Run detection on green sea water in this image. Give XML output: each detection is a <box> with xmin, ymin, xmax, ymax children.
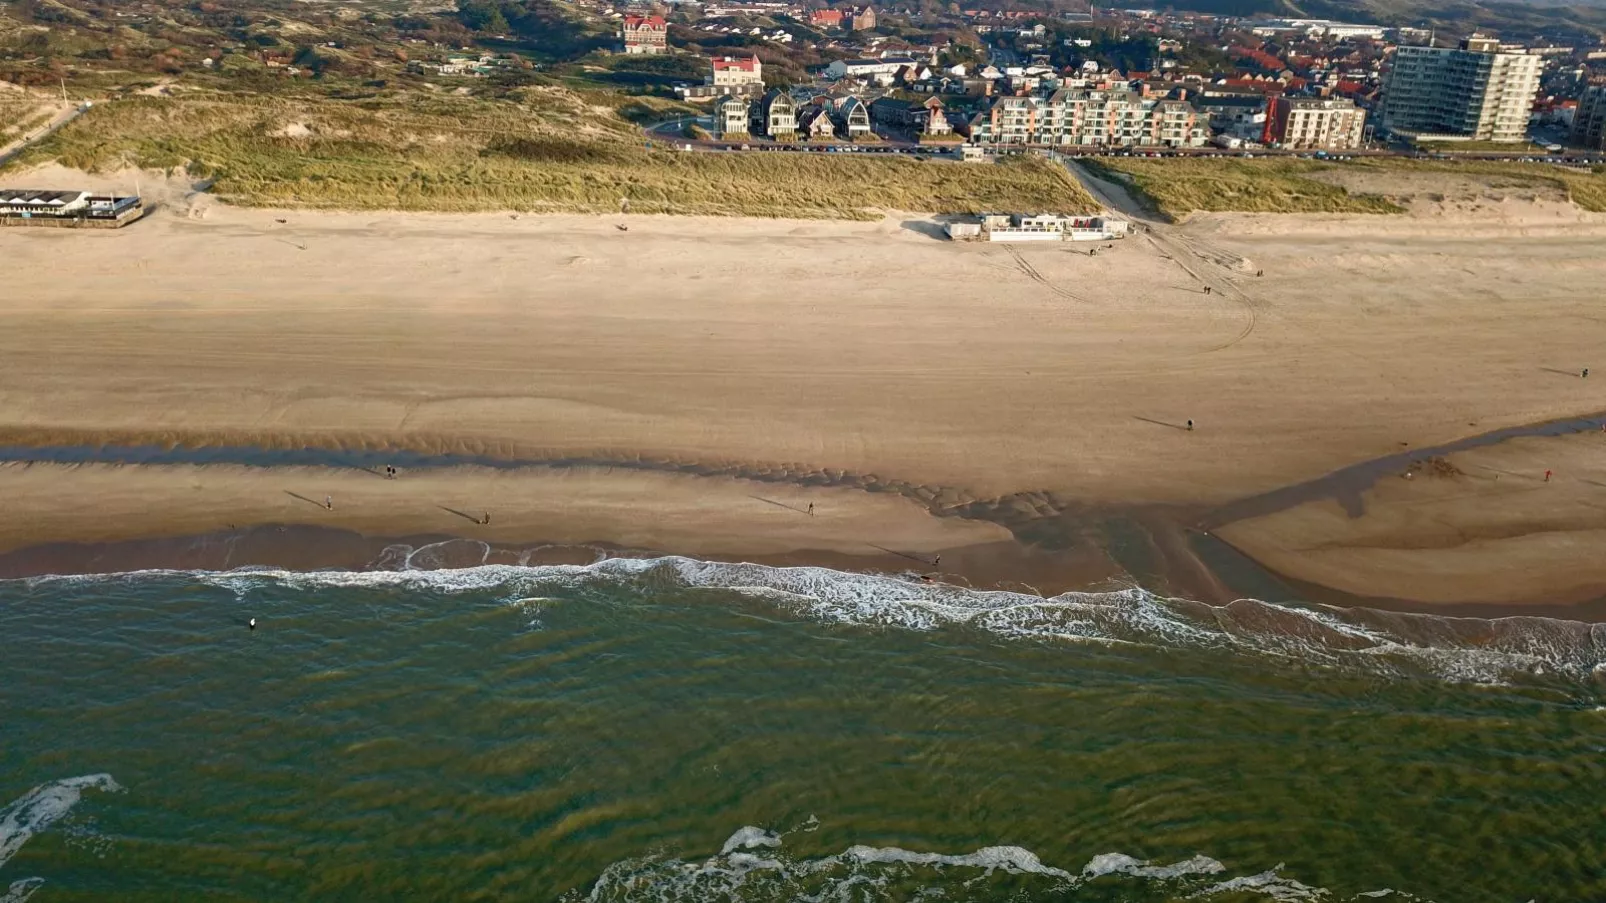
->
<box><xmin>2</xmin><ymin>557</ymin><xmax>1604</xmax><ymax>902</ymax></box>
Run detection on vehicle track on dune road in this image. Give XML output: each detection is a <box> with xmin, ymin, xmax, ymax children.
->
<box><xmin>1149</xmin><ymin>232</ymin><xmax>1258</xmax><ymax>354</ymax></box>
<box><xmin>1158</xmin><ymin>230</ymin><xmax>1407</xmax><ymax>393</ymax></box>
<box><xmin>1061</xmin><ymin>158</ymin><xmax>1254</xmax><ymax>350</ymax></box>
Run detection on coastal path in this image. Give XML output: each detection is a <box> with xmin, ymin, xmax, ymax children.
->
<box><xmin>0</xmin><ymin>101</ymin><xmax>90</xmax><ymax>168</ymax></box>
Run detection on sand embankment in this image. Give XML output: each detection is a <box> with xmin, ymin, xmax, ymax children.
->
<box><xmin>2</xmin><ymin>167</ymin><xmax>1605</xmax><ymax>605</ymax></box>
<box><xmin>1216</xmin><ymin>430</ymin><xmax>1606</xmax><ymax>606</ymax></box>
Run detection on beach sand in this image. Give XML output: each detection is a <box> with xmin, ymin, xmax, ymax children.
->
<box><xmin>3</xmin><ymin>165</ymin><xmax>1606</xmax><ymax>607</ymax></box>
<box><xmin>1216</xmin><ymin>431</ymin><xmax>1606</xmax><ymax>606</ymax></box>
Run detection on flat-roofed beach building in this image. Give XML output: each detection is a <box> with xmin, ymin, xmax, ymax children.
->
<box><xmin>0</xmin><ymin>189</ymin><xmax>143</xmax><ymax>228</ymax></box>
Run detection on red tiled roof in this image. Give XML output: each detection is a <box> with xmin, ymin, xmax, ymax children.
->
<box><xmin>712</xmin><ymin>55</ymin><xmax>760</xmax><ymax>71</ymax></box>
<box><xmin>624</xmin><ymin>15</ymin><xmax>666</xmax><ymax>27</ymax></box>
<box><xmin>1220</xmin><ymin>78</ymin><xmax>1289</xmax><ymax>95</ymax></box>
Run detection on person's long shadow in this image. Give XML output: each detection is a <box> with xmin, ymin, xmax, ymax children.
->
<box><xmin>1539</xmin><ymin>367</ymin><xmax>1585</xmax><ymax>378</ymax></box>
<box><xmin>1133</xmin><ymin>415</ymin><xmax>1190</xmax><ymax>431</ymax></box>
<box><xmin>439</xmin><ymin>505</ymin><xmax>483</xmax><ymax>524</ymax></box>
<box><xmin>865</xmin><ymin>543</ymin><xmax>939</xmax><ymax>567</ymax></box>
<box><xmin>749</xmin><ymin>495</ymin><xmax>810</xmax><ymax>515</ymax></box>
<box><xmin>284</xmin><ymin>491</ymin><xmax>328</xmax><ymax>509</ymax></box>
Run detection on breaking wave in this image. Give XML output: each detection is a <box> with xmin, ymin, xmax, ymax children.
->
<box><xmin>0</xmin><ymin>774</ymin><xmax>122</xmax><ymax>902</ymax></box>
<box><xmin>560</xmin><ymin>822</ymin><xmax>1424</xmax><ymax>902</ymax></box>
<box><xmin>23</xmin><ymin>556</ymin><xmax>1606</xmax><ymax>685</ymax></box>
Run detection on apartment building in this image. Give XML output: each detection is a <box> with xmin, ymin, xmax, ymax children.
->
<box><xmin>712</xmin><ymin>54</ymin><xmax>764</xmax><ymax>87</ymax></box>
<box><xmin>1381</xmin><ymin>35</ymin><xmax>1541</xmax><ymax>142</ymax></box>
<box><xmin>1267</xmin><ymin>97</ymin><xmax>1367</xmax><ymax>149</ymax></box>
<box><xmin>1571</xmin><ymin>84</ymin><xmax>1606</xmax><ymax>150</ymax></box>
<box><xmin>967</xmin><ymin>90</ymin><xmax>1203</xmax><ymax>148</ymax></box>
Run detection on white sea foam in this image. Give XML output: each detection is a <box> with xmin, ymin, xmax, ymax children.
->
<box><xmin>0</xmin><ymin>879</ymin><xmax>44</xmax><ymax>903</ymax></box>
<box><xmin>841</xmin><ymin>843</ymin><xmax>1073</xmax><ymax>878</ymax></box>
<box><xmin>1085</xmin><ymin>851</ymin><xmax>1225</xmax><ymax>879</ymax></box>
<box><xmin>720</xmin><ymin>826</ymin><xmax>782</xmax><ymax>855</ymax></box>
<box><xmin>564</xmin><ymin>824</ymin><xmax>1425</xmax><ymax>902</ymax></box>
<box><xmin>1194</xmin><ymin>865</ymin><xmax>1328</xmax><ymax>901</ymax></box>
<box><xmin>0</xmin><ymin>774</ymin><xmax>122</xmax><ymax>902</ymax></box>
<box><xmin>0</xmin><ymin>774</ymin><xmax>122</xmax><ymax>870</ymax></box>
<box><xmin>17</xmin><ymin>556</ymin><xmax>1606</xmax><ymax>685</ymax></box>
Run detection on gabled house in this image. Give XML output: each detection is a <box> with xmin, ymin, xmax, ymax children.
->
<box><xmin>798</xmin><ymin>103</ymin><xmax>839</xmax><ymax>140</ymax></box>
<box><xmin>753</xmin><ymin>89</ymin><xmax>798</xmax><ymax>139</ymax></box>
<box><xmin>834</xmin><ymin>96</ymin><xmax>872</xmax><ymax>138</ymax></box>
<box><xmin>808</xmin><ymin>8</ymin><xmax>843</xmax><ymax>28</ymax></box>
<box><xmin>870</xmin><ymin>94</ymin><xmax>951</xmax><ymax>135</ymax></box>
<box><xmin>621</xmin><ymin>15</ymin><xmax>667</xmax><ymax>55</ymax></box>
<box><xmin>712</xmin><ymin>94</ymin><xmax>752</xmax><ymax>139</ymax></box>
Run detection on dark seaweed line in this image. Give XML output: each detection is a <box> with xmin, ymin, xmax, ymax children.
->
<box><xmin>4</xmin><ymin>403</ymin><xmax>1604</xmax><ymax>537</ymax></box>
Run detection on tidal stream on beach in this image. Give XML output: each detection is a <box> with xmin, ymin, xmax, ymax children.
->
<box><xmin>3</xmin><ymin>557</ymin><xmax>1604</xmax><ymax>901</ymax></box>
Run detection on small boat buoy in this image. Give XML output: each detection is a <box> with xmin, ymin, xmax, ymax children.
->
<box><xmin>248</xmin><ymin>618</ymin><xmax>257</xmax><ymax>631</ymax></box>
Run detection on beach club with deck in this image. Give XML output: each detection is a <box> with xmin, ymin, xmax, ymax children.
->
<box><xmin>0</xmin><ymin>189</ymin><xmax>144</xmax><ymax>228</ymax></box>
<box><xmin>945</xmin><ymin>213</ymin><xmax>1131</xmax><ymax>242</ymax></box>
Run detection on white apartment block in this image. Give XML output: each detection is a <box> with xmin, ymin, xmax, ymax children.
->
<box><xmin>968</xmin><ymin>90</ymin><xmax>1204</xmax><ymax>148</ymax></box>
<box><xmin>1381</xmin><ymin>35</ymin><xmax>1542</xmax><ymax>142</ymax></box>
<box><xmin>1270</xmin><ymin>97</ymin><xmax>1367</xmax><ymax>149</ymax></box>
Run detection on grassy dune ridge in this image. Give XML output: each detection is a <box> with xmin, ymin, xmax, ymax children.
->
<box><xmin>1085</xmin><ymin>157</ymin><xmax>1405</xmax><ymax>219</ymax></box>
<box><xmin>5</xmin><ymin>90</ymin><xmax>1099</xmax><ymax>218</ymax></box>
<box><xmin>0</xmin><ymin>94</ymin><xmax>52</xmax><ymax>140</ymax></box>
<box><xmin>1089</xmin><ymin>156</ymin><xmax>1606</xmax><ymax>220</ymax></box>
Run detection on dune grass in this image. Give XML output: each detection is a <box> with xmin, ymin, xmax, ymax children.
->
<box><xmin>1088</xmin><ymin>156</ymin><xmax>1606</xmax><ymax>219</ymax></box>
<box><xmin>5</xmin><ymin>91</ymin><xmax>1097</xmax><ymax>218</ymax></box>
<box><xmin>1379</xmin><ymin>159</ymin><xmax>1606</xmax><ymax>213</ymax></box>
<box><xmin>0</xmin><ymin>96</ymin><xmax>51</xmax><ymax>141</ymax></box>
<box><xmin>1085</xmin><ymin>157</ymin><xmax>1404</xmax><ymax>220</ymax></box>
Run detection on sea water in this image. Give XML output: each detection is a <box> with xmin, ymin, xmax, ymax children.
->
<box><xmin>2</xmin><ymin>557</ymin><xmax>1603</xmax><ymax>901</ymax></box>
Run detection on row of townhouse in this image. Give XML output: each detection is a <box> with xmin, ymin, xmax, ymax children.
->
<box><xmin>966</xmin><ymin>89</ymin><xmax>1207</xmax><ymax>148</ymax></box>
<box><xmin>710</xmin><ymin>91</ymin><xmax>952</xmax><ymax>141</ymax></box>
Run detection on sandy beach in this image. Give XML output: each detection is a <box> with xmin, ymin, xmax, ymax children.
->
<box><xmin>4</xmin><ymin>164</ymin><xmax>1606</xmax><ymax>607</ymax></box>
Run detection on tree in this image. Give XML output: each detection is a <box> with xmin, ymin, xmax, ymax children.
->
<box><xmin>457</xmin><ymin>0</ymin><xmax>510</xmax><ymax>35</ymax></box>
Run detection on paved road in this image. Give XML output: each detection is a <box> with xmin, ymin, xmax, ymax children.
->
<box><xmin>639</xmin><ymin>115</ymin><xmax>1603</xmax><ymax>165</ymax></box>
<box><xmin>0</xmin><ymin>102</ymin><xmax>89</xmax><ymax>168</ymax></box>
<box><xmin>645</xmin><ymin>116</ymin><xmax>708</xmax><ymax>141</ymax></box>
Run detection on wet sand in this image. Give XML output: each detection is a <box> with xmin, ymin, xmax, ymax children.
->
<box><xmin>4</xmin><ymin>167</ymin><xmax>1606</xmax><ymax>610</ymax></box>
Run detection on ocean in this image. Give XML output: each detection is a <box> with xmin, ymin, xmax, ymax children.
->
<box><xmin>3</xmin><ymin>555</ymin><xmax>1604</xmax><ymax>901</ymax></box>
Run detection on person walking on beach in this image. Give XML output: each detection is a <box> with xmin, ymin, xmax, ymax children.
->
<box><xmin>933</xmin><ymin>554</ymin><xmax>941</xmax><ymax>568</ymax></box>
<box><xmin>808</xmin><ymin>503</ymin><xmax>814</xmax><ymax>516</ymax></box>
<box><xmin>1545</xmin><ymin>470</ymin><xmax>1552</xmax><ymax>482</ymax></box>
<box><xmin>325</xmin><ymin>495</ymin><xmax>333</xmax><ymax>510</ymax></box>
<box><xmin>1203</xmin><ymin>285</ymin><xmax>1212</xmax><ymax>295</ymax></box>
<box><xmin>483</xmin><ymin>511</ymin><xmax>491</xmax><ymax>526</ymax></box>
<box><xmin>1584</xmin><ymin>368</ymin><xmax>1590</xmax><ymax>378</ymax></box>
<box><xmin>1187</xmin><ymin>419</ymin><xmax>1194</xmax><ymax>431</ymax></box>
